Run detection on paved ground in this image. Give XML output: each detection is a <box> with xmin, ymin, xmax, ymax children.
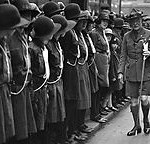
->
<box><xmin>85</xmin><ymin>105</ymin><xmax>150</xmax><ymax>144</ymax></box>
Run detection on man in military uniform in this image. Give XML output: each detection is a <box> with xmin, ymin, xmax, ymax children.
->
<box><xmin>118</xmin><ymin>8</ymin><xmax>150</xmax><ymax>136</ymax></box>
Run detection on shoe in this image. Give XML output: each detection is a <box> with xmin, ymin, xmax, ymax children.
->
<box><xmin>127</xmin><ymin>126</ymin><xmax>142</xmax><ymax>136</ymax></box>
<box><xmin>119</xmin><ymin>101</ymin><xmax>125</xmax><ymax>106</ymax></box>
<box><xmin>97</xmin><ymin>117</ymin><xmax>107</xmax><ymax>123</ymax></box>
<box><xmin>79</xmin><ymin>124</ymin><xmax>94</xmax><ymax>133</ymax></box>
<box><xmin>144</xmin><ymin>122</ymin><xmax>150</xmax><ymax>134</ymax></box>
<box><xmin>100</xmin><ymin>110</ymin><xmax>108</xmax><ymax>115</ymax></box>
<box><xmin>122</xmin><ymin>99</ymin><xmax>129</xmax><ymax>103</ymax></box>
<box><xmin>104</xmin><ymin>107</ymin><xmax>112</xmax><ymax>112</ymax></box>
<box><xmin>108</xmin><ymin>106</ymin><xmax>119</xmax><ymax>112</ymax></box>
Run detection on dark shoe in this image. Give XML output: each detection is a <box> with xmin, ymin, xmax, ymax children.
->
<box><xmin>127</xmin><ymin>126</ymin><xmax>142</xmax><ymax>136</ymax></box>
<box><xmin>79</xmin><ymin>124</ymin><xmax>94</xmax><ymax>133</ymax></box>
<box><xmin>100</xmin><ymin>110</ymin><xmax>108</xmax><ymax>116</ymax></box>
<box><xmin>108</xmin><ymin>106</ymin><xmax>119</xmax><ymax>112</ymax></box>
<box><xmin>144</xmin><ymin>122</ymin><xmax>150</xmax><ymax>134</ymax></box>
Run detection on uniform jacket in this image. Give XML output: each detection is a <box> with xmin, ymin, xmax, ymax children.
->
<box><xmin>8</xmin><ymin>30</ymin><xmax>31</xmax><ymax>85</ymax></box>
<box><xmin>60</xmin><ymin>30</ymin><xmax>80</xmax><ymax>100</ymax></box>
<box><xmin>118</xmin><ymin>27</ymin><xmax>150</xmax><ymax>82</ymax></box>
<box><xmin>0</xmin><ymin>38</ymin><xmax>12</xmax><ymax>85</ymax></box>
<box><xmin>29</xmin><ymin>38</ymin><xmax>46</xmax><ymax>89</ymax></box>
<box><xmin>59</xmin><ymin>30</ymin><xmax>79</xmax><ymax>65</ymax></box>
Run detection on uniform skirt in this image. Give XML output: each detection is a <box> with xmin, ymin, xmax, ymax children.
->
<box><xmin>0</xmin><ymin>84</ymin><xmax>15</xmax><ymax>144</ymax></box>
<box><xmin>77</xmin><ymin>63</ymin><xmax>91</xmax><ymax>110</ymax></box>
<box><xmin>46</xmin><ymin>79</ymin><xmax>66</xmax><ymax>123</ymax></box>
<box><xmin>95</xmin><ymin>53</ymin><xmax>109</xmax><ymax>87</ymax></box>
<box><xmin>32</xmin><ymin>85</ymin><xmax>47</xmax><ymax>131</ymax></box>
<box><xmin>11</xmin><ymin>84</ymin><xmax>37</xmax><ymax>140</ymax></box>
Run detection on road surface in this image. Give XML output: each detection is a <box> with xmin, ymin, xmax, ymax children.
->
<box><xmin>86</xmin><ymin>106</ymin><xmax>150</xmax><ymax>144</ymax></box>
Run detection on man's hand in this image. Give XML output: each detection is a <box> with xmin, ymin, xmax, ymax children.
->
<box><xmin>118</xmin><ymin>73</ymin><xmax>124</xmax><ymax>84</ymax></box>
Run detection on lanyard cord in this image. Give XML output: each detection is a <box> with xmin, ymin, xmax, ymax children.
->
<box><xmin>47</xmin><ymin>42</ymin><xmax>63</xmax><ymax>84</ymax></box>
<box><xmin>10</xmin><ymin>39</ymin><xmax>30</xmax><ymax>95</ymax></box>
<box><xmin>78</xmin><ymin>32</ymin><xmax>89</xmax><ymax>65</ymax></box>
<box><xmin>66</xmin><ymin>30</ymin><xmax>79</xmax><ymax>66</ymax></box>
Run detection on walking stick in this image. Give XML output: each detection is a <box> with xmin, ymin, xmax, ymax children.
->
<box><xmin>139</xmin><ymin>42</ymin><xmax>148</xmax><ymax>99</ymax></box>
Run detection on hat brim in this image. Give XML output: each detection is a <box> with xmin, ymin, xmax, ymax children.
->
<box><xmin>52</xmin><ymin>23</ymin><xmax>61</xmax><ymax>36</ymax></box>
<box><xmin>64</xmin><ymin>20</ymin><xmax>76</xmax><ymax>32</ymax></box>
<box><xmin>11</xmin><ymin>17</ymin><xmax>29</xmax><ymax>29</ymax></box>
<box><xmin>46</xmin><ymin>9</ymin><xmax>64</xmax><ymax>17</ymax></box>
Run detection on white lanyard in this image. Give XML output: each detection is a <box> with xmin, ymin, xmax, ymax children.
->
<box><xmin>0</xmin><ymin>44</ymin><xmax>10</xmax><ymax>82</ymax></box>
<box><xmin>87</xmin><ymin>34</ymin><xmax>96</xmax><ymax>54</ymax></box>
<box><xmin>42</xmin><ymin>46</ymin><xmax>50</xmax><ymax>79</ymax></box>
<box><xmin>78</xmin><ymin>32</ymin><xmax>88</xmax><ymax>65</ymax></box>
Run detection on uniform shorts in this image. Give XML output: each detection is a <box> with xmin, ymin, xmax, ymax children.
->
<box><xmin>126</xmin><ymin>80</ymin><xmax>150</xmax><ymax>98</ymax></box>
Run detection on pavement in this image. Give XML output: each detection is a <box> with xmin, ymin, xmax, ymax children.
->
<box><xmin>77</xmin><ymin>101</ymin><xmax>130</xmax><ymax>144</ymax></box>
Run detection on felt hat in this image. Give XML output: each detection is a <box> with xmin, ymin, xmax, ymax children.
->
<box><xmin>43</xmin><ymin>1</ymin><xmax>63</xmax><ymax>18</ymax></box>
<box><xmin>0</xmin><ymin>4</ymin><xmax>29</xmax><ymax>30</ymax></box>
<box><xmin>64</xmin><ymin>3</ymin><xmax>84</xmax><ymax>20</ymax></box>
<box><xmin>33</xmin><ymin>16</ymin><xmax>61</xmax><ymax>38</ymax></box>
<box><xmin>11</xmin><ymin>0</ymin><xmax>32</xmax><ymax>12</ymax></box>
<box><xmin>114</xmin><ymin>18</ymin><xmax>124</xmax><ymax>28</ymax></box>
<box><xmin>51</xmin><ymin>14</ymin><xmax>76</xmax><ymax>33</ymax></box>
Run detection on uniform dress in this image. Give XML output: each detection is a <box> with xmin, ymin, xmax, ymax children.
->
<box><xmin>46</xmin><ymin>38</ymin><xmax>65</xmax><ymax>123</ymax></box>
<box><xmin>29</xmin><ymin>38</ymin><xmax>48</xmax><ymax>131</ymax></box>
<box><xmin>118</xmin><ymin>27</ymin><xmax>150</xmax><ymax>98</ymax></box>
<box><xmin>59</xmin><ymin>30</ymin><xmax>80</xmax><ymax>137</ymax></box>
<box><xmin>0</xmin><ymin>38</ymin><xmax>15</xmax><ymax>144</ymax></box>
<box><xmin>91</xmin><ymin>26</ymin><xmax>110</xmax><ymax>88</ymax></box>
<box><xmin>82</xmin><ymin>31</ymin><xmax>100</xmax><ymax>121</ymax></box>
<box><xmin>74</xmin><ymin>29</ymin><xmax>91</xmax><ymax>130</ymax></box>
<box><xmin>45</xmin><ymin>38</ymin><xmax>66</xmax><ymax>144</ymax></box>
<box><xmin>8</xmin><ymin>30</ymin><xmax>37</xmax><ymax>140</ymax></box>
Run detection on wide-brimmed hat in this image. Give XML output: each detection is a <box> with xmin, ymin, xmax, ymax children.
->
<box><xmin>51</xmin><ymin>15</ymin><xmax>76</xmax><ymax>33</ymax></box>
<box><xmin>127</xmin><ymin>8</ymin><xmax>146</xmax><ymax>21</ymax></box>
<box><xmin>43</xmin><ymin>1</ymin><xmax>63</xmax><ymax>18</ymax></box>
<box><xmin>11</xmin><ymin>0</ymin><xmax>32</xmax><ymax>11</ymax></box>
<box><xmin>0</xmin><ymin>0</ymin><xmax>9</xmax><ymax>4</ymax></box>
<box><xmin>33</xmin><ymin>16</ymin><xmax>61</xmax><ymax>38</ymax></box>
<box><xmin>64</xmin><ymin>3</ymin><xmax>84</xmax><ymax>20</ymax></box>
<box><xmin>0</xmin><ymin>4</ymin><xmax>29</xmax><ymax>30</ymax></box>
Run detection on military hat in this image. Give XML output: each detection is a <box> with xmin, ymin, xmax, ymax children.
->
<box><xmin>127</xmin><ymin>8</ymin><xmax>145</xmax><ymax>21</ymax></box>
